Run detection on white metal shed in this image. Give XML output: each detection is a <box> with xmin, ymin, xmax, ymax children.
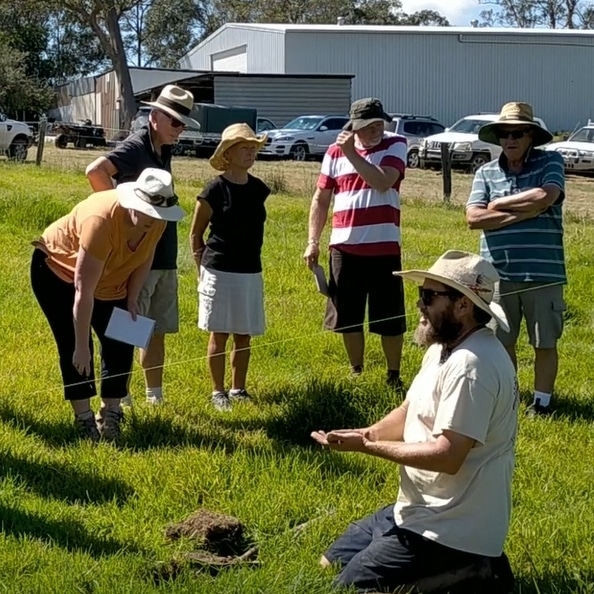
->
<box><xmin>180</xmin><ymin>23</ymin><xmax>594</xmax><ymax>132</ymax></box>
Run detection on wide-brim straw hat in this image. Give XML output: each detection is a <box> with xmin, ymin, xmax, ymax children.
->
<box><xmin>117</xmin><ymin>167</ymin><xmax>185</xmax><ymax>222</ymax></box>
<box><xmin>478</xmin><ymin>102</ymin><xmax>553</xmax><ymax>147</ymax></box>
<box><xmin>142</xmin><ymin>84</ymin><xmax>200</xmax><ymax>129</ymax></box>
<box><xmin>209</xmin><ymin>123</ymin><xmax>267</xmax><ymax>171</ymax></box>
<box><xmin>393</xmin><ymin>250</ymin><xmax>510</xmax><ymax>333</ymax></box>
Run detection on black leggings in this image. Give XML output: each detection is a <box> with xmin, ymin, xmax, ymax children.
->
<box><xmin>30</xmin><ymin>248</ymin><xmax>134</xmax><ymax>401</ymax></box>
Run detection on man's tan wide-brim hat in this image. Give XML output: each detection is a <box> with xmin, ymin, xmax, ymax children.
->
<box><xmin>393</xmin><ymin>250</ymin><xmax>510</xmax><ymax>333</ymax></box>
<box><xmin>142</xmin><ymin>84</ymin><xmax>200</xmax><ymax>129</ymax></box>
<box><xmin>209</xmin><ymin>123</ymin><xmax>267</xmax><ymax>171</ymax></box>
<box><xmin>478</xmin><ymin>102</ymin><xmax>553</xmax><ymax>147</ymax></box>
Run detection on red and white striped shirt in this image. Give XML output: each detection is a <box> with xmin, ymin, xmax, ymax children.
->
<box><xmin>317</xmin><ymin>133</ymin><xmax>407</xmax><ymax>256</ymax></box>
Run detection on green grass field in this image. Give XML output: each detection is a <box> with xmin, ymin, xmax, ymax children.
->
<box><xmin>1</xmin><ymin>157</ymin><xmax>594</xmax><ymax>593</ymax></box>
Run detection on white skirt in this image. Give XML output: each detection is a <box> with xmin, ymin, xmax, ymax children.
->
<box><xmin>198</xmin><ymin>266</ymin><xmax>265</xmax><ymax>335</ymax></box>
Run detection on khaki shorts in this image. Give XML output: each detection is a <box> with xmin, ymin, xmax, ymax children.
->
<box><xmin>137</xmin><ymin>269</ymin><xmax>179</xmax><ymax>334</ymax></box>
<box><xmin>491</xmin><ymin>281</ymin><xmax>565</xmax><ymax>349</ymax></box>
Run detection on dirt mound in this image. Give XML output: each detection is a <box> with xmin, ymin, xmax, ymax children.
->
<box><xmin>165</xmin><ymin>509</ymin><xmax>247</xmax><ymax>556</ymax></box>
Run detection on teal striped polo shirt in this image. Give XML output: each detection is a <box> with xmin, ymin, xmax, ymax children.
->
<box><xmin>466</xmin><ymin>149</ymin><xmax>566</xmax><ymax>283</ymax></box>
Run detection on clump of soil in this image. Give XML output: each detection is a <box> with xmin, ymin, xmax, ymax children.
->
<box><xmin>165</xmin><ymin>509</ymin><xmax>248</xmax><ymax>557</ymax></box>
<box><xmin>151</xmin><ymin>509</ymin><xmax>258</xmax><ymax>584</ymax></box>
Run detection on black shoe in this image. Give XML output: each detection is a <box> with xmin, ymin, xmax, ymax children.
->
<box><xmin>526</xmin><ymin>398</ymin><xmax>553</xmax><ymax>418</ymax></box>
<box><xmin>490</xmin><ymin>552</ymin><xmax>515</xmax><ymax>593</ymax></box>
<box><xmin>350</xmin><ymin>365</ymin><xmax>363</xmax><ymax>377</ymax></box>
<box><xmin>387</xmin><ymin>370</ymin><xmax>403</xmax><ymax>391</ymax></box>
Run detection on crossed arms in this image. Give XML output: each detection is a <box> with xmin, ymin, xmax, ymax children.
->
<box><xmin>466</xmin><ymin>178</ymin><xmax>562</xmax><ymax>231</ymax></box>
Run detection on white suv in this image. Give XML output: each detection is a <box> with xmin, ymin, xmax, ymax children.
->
<box><xmin>259</xmin><ymin>115</ymin><xmax>349</xmax><ymax>161</ymax></box>
<box><xmin>0</xmin><ymin>112</ymin><xmax>34</xmax><ymax>162</ymax></box>
<box><xmin>420</xmin><ymin>113</ymin><xmax>549</xmax><ymax>173</ymax></box>
<box><xmin>545</xmin><ymin>122</ymin><xmax>594</xmax><ymax>174</ymax></box>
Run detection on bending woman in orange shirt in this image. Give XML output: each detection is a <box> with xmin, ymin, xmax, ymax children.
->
<box><xmin>30</xmin><ymin>168</ymin><xmax>184</xmax><ymax>442</ymax></box>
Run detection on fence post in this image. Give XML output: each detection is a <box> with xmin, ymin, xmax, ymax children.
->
<box><xmin>35</xmin><ymin>118</ymin><xmax>47</xmax><ymax>166</ymax></box>
<box><xmin>440</xmin><ymin>142</ymin><xmax>452</xmax><ymax>203</ymax></box>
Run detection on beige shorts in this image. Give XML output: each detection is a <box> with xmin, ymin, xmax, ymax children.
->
<box><xmin>491</xmin><ymin>281</ymin><xmax>565</xmax><ymax>349</ymax></box>
<box><xmin>137</xmin><ymin>269</ymin><xmax>179</xmax><ymax>334</ymax></box>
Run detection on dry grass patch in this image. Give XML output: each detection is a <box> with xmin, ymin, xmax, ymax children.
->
<box><xmin>37</xmin><ymin>144</ymin><xmax>594</xmax><ymax>217</ymax></box>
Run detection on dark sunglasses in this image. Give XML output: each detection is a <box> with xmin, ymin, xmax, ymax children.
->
<box><xmin>161</xmin><ymin>111</ymin><xmax>185</xmax><ymax>129</ymax></box>
<box><xmin>418</xmin><ymin>287</ymin><xmax>460</xmax><ymax>307</ymax></box>
<box><xmin>496</xmin><ymin>129</ymin><xmax>530</xmax><ymax>140</ymax></box>
<box><xmin>135</xmin><ymin>188</ymin><xmax>179</xmax><ymax>207</ymax></box>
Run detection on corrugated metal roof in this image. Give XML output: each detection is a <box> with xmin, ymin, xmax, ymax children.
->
<box><xmin>221</xmin><ymin>22</ymin><xmax>594</xmax><ymax>38</ymax></box>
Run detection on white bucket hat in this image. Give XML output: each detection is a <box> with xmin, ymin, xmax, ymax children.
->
<box><xmin>141</xmin><ymin>85</ymin><xmax>200</xmax><ymax>129</ymax></box>
<box><xmin>393</xmin><ymin>250</ymin><xmax>510</xmax><ymax>333</ymax></box>
<box><xmin>116</xmin><ymin>168</ymin><xmax>185</xmax><ymax>222</ymax></box>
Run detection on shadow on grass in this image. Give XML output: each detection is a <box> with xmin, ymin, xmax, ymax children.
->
<box><xmin>519</xmin><ymin>389</ymin><xmax>594</xmax><ymax>423</ymax></box>
<box><xmin>0</xmin><ymin>403</ymin><xmax>82</xmax><ymax>447</ymax></box>
<box><xmin>548</xmin><ymin>393</ymin><xmax>594</xmax><ymax>423</ymax></box>
<box><xmin>3</xmin><ymin>452</ymin><xmax>133</xmax><ymax>505</ymax></box>
<box><xmin>121</xmin><ymin>413</ymin><xmax>241</xmax><ymax>452</ymax></box>
<box><xmin>0</xmin><ymin>402</ymin><xmax>241</xmax><ymax>453</ymax></box>
<box><xmin>224</xmin><ymin>378</ymin><xmax>397</xmax><ymax>447</ymax></box>
<box><xmin>515</xmin><ymin>571</ymin><xmax>594</xmax><ymax>593</ymax></box>
<box><xmin>0</xmin><ymin>504</ymin><xmax>136</xmax><ymax>558</ymax></box>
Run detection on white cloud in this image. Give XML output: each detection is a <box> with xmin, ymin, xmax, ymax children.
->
<box><xmin>400</xmin><ymin>0</ymin><xmax>482</xmax><ymax>26</ymax></box>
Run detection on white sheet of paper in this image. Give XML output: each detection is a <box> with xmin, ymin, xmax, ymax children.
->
<box><xmin>105</xmin><ymin>307</ymin><xmax>156</xmax><ymax>349</ymax></box>
<box><xmin>312</xmin><ymin>265</ymin><xmax>330</xmax><ymax>297</ymax></box>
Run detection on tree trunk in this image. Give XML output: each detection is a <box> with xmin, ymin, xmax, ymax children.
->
<box><xmin>105</xmin><ymin>5</ymin><xmax>136</xmax><ymax>132</ymax></box>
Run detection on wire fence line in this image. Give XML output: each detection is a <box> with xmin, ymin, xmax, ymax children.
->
<box><xmin>8</xmin><ymin>280</ymin><xmax>566</xmax><ymax>399</ymax></box>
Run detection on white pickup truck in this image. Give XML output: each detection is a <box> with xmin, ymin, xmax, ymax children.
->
<box><xmin>0</xmin><ymin>112</ymin><xmax>34</xmax><ymax>162</ymax></box>
<box><xmin>420</xmin><ymin>113</ymin><xmax>549</xmax><ymax>173</ymax></box>
<box><xmin>545</xmin><ymin>121</ymin><xmax>594</xmax><ymax>174</ymax></box>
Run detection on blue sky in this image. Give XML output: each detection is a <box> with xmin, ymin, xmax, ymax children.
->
<box><xmin>400</xmin><ymin>0</ymin><xmax>483</xmax><ymax>25</ymax></box>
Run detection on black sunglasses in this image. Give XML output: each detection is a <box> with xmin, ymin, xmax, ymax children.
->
<box><xmin>496</xmin><ymin>129</ymin><xmax>531</xmax><ymax>140</ymax></box>
<box><xmin>161</xmin><ymin>111</ymin><xmax>185</xmax><ymax>129</ymax></box>
<box><xmin>135</xmin><ymin>188</ymin><xmax>179</xmax><ymax>207</ymax></box>
<box><xmin>418</xmin><ymin>287</ymin><xmax>460</xmax><ymax>307</ymax></box>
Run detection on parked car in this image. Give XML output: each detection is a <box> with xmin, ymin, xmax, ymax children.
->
<box><xmin>0</xmin><ymin>112</ymin><xmax>34</xmax><ymax>162</ymax></box>
<box><xmin>419</xmin><ymin>112</ymin><xmax>550</xmax><ymax>173</ymax></box>
<box><xmin>545</xmin><ymin>121</ymin><xmax>594</xmax><ymax>174</ymax></box>
<box><xmin>53</xmin><ymin>120</ymin><xmax>107</xmax><ymax>150</ymax></box>
<box><xmin>259</xmin><ymin>115</ymin><xmax>349</xmax><ymax>161</ymax></box>
<box><xmin>257</xmin><ymin>117</ymin><xmax>277</xmax><ymax>134</ymax></box>
<box><xmin>385</xmin><ymin>113</ymin><xmax>445</xmax><ymax>169</ymax></box>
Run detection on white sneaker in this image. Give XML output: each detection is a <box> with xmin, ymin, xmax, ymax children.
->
<box><xmin>120</xmin><ymin>395</ymin><xmax>133</xmax><ymax>407</ymax></box>
<box><xmin>146</xmin><ymin>394</ymin><xmax>164</xmax><ymax>405</ymax></box>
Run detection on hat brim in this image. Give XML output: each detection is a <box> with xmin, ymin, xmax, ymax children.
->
<box><xmin>116</xmin><ymin>182</ymin><xmax>185</xmax><ymax>222</ymax></box>
<box><xmin>344</xmin><ymin>113</ymin><xmax>392</xmax><ymax>131</ymax></box>
<box><xmin>141</xmin><ymin>101</ymin><xmax>200</xmax><ymax>129</ymax></box>
<box><xmin>209</xmin><ymin>134</ymin><xmax>268</xmax><ymax>171</ymax></box>
<box><xmin>393</xmin><ymin>269</ymin><xmax>510</xmax><ymax>333</ymax></box>
<box><xmin>478</xmin><ymin>121</ymin><xmax>553</xmax><ymax>147</ymax></box>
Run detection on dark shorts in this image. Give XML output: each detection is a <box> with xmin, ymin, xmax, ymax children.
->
<box><xmin>324</xmin><ymin>249</ymin><xmax>406</xmax><ymax>336</ymax></box>
<box><xmin>325</xmin><ymin>505</ymin><xmax>508</xmax><ymax>593</ymax></box>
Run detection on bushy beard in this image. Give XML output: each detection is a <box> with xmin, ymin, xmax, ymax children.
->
<box><xmin>413</xmin><ymin>307</ymin><xmax>463</xmax><ymax>348</ymax></box>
